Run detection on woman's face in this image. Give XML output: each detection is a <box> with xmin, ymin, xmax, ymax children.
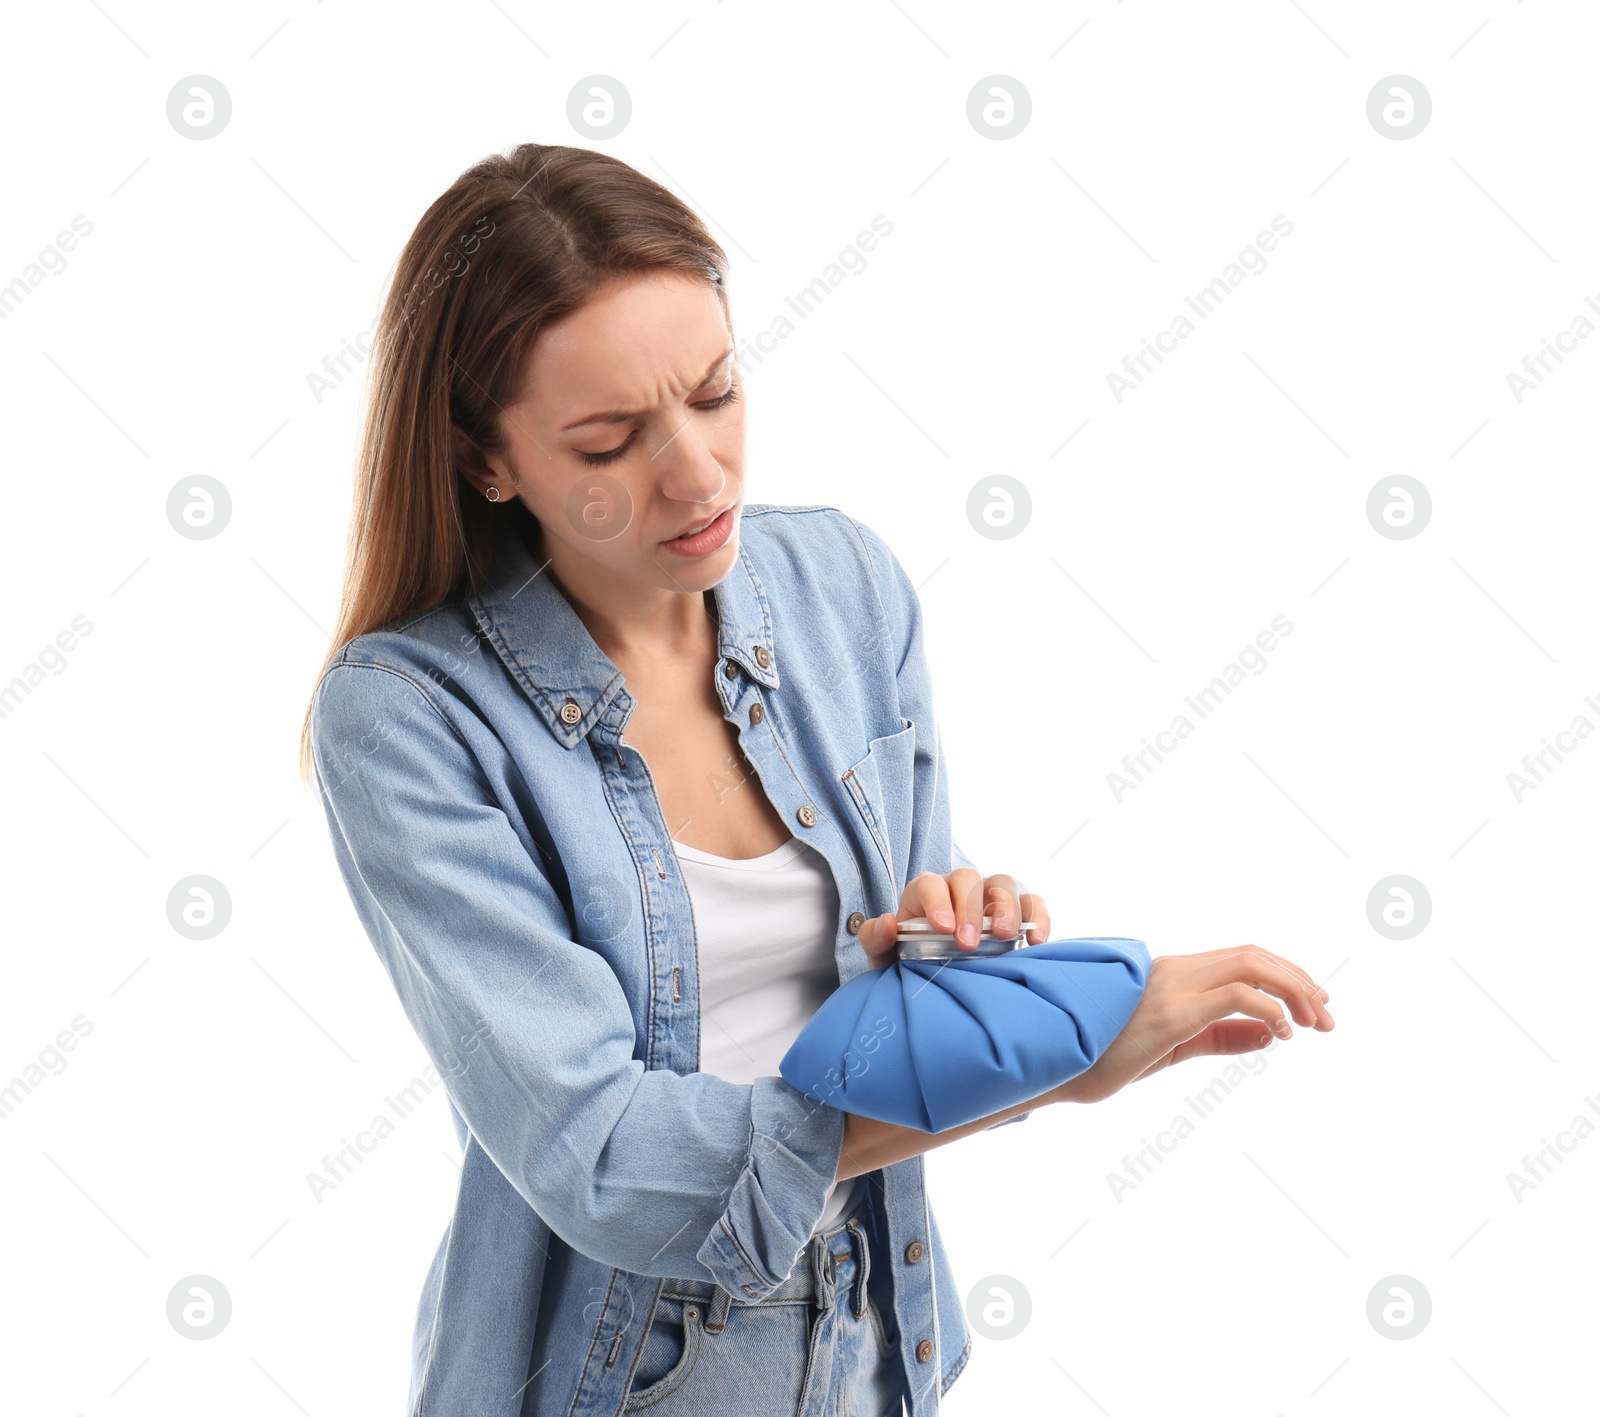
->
<box><xmin>460</xmin><ymin>269</ymin><xmax>746</xmax><ymax>598</ymax></box>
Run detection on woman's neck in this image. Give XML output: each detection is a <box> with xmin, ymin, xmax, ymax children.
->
<box><xmin>530</xmin><ymin>520</ymin><xmax>720</xmax><ymax>666</ymax></box>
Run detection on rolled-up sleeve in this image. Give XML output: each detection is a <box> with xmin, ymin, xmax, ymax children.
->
<box><xmin>310</xmin><ymin>659</ymin><xmax>845</xmax><ymax>1298</ymax></box>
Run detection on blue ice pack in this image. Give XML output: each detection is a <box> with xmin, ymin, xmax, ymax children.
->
<box><xmin>778</xmin><ymin>936</ymin><xmax>1151</xmax><ymax>1132</ymax></box>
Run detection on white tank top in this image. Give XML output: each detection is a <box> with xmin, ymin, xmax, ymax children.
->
<box><xmin>671</xmin><ymin>833</ymin><xmax>865</xmax><ymax>1235</ymax></box>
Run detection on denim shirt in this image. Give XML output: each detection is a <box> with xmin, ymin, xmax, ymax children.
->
<box><xmin>309</xmin><ymin>502</ymin><xmax>1030</xmax><ymax>1417</ymax></box>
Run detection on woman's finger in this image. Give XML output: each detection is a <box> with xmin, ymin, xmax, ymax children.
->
<box><xmin>928</xmin><ymin>869</ymin><xmax>985</xmax><ymax>951</ymax></box>
<box><xmin>979</xmin><ymin>874</ymin><xmax>1024</xmax><ymax>943</ymax></box>
<box><xmin>1019</xmin><ymin>892</ymin><xmax>1050</xmax><ymax>945</ymax></box>
<box><xmin>1190</xmin><ymin>981</ymin><xmax>1295</xmax><ymax>1040</ymax></box>
<box><xmin>860</xmin><ymin>870</ymin><xmax>963</xmax><ymax>956</ymax></box>
<box><xmin>1187</xmin><ymin>942</ymin><xmax>1331</xmax><ymax>1004</ymax></box>
<box><xmin>1238</xmin><ymin>943</ymin><xmax>1331</xmax><ymax>1004</ymax></box>
<box><xmin>861</xmin><ymin>871</ymin><xmax>945</xmax><ymax>956</ymax></box>
<box><xmin>1186</xmin><ymin>952</ymin><xmax>1332</xmax><ymax>1030</ymax></box>
<box><xmin>1162</xmin><ymin>1018</ymin><xmax>1278</xmax><ymax>1069</ymax></box>
<box><xmin>858</xmin><ymin>909</ymin><xmax>901</xmax><ymax>958</ymax></box>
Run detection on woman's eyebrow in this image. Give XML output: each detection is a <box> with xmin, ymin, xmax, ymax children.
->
<box><xmin>561</xmin><ymin>346</ymin><xmax>735</xmax><ymax>431</ymax></box>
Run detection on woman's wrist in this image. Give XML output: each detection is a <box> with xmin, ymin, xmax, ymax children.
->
<box><xmin>835</xmin><ymin>1086</ymin><xmax>1061</xmax><ymax>1179</ymax></box>
<box><xmin>1047</xmin><ymin>1071</ymin><xmax>1100</xmax><ymax>1105</ymax></box>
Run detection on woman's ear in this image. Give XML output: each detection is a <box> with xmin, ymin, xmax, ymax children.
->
<box><xmin>452</xmin><ymin>424</ymin><xmax>502</xmax><ymax>499</ymax></box>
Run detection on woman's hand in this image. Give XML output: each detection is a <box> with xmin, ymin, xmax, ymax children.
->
<box><xmin>857</xmin><ymin>868</ymin><xmax>1050</xmax><ymax>962</ymax></box>
<box><xmin>1051</xmin><ymin>945</ymin><xmax>1336</xmax><ymax>1105</ymax></box>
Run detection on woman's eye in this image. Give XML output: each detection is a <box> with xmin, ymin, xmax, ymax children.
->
<box><xmin>575</xmin><ymin>385</ymin><xmax>740</xmax><ymax>467</ymax></box>
<box><xmin>578</xmin><ymin>438</ymin><xmax>631</xmax><ymax>467</ymax></box>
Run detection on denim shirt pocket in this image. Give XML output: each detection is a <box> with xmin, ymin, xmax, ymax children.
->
<box><xmin>840</xmin><ymin>717</ymin><xmax>916</xmax><ymax>890</ymax></box>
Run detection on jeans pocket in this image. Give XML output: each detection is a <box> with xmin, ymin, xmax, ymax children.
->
<box><xmin>621</xmin><ymin>1296</ymin><xmax>704</xmax><ymax>1411</ymax></box>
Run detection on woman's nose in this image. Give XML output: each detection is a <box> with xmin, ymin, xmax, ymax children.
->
<box><xmin>652</xmin><ymin>420</ymin><xmax>727</xmax><ymax>499</ymax></box>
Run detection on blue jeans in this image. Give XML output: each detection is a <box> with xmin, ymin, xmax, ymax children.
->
<box><xmin>619</xmin><ymin>1195</ymin><xmax>907</xmax><ymax>1416</ymax></box>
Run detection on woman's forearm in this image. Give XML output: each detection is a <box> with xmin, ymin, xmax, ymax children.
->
<box><xmin>834</xmin><ymin>1089</ymin><xmax>1057</xmax><ymax>1181</ymax></box>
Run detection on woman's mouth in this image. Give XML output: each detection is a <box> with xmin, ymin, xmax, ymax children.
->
<box><xmin>660</xmin><ymin>506</ymin><xmax>734</xmax><ymax>557</ymax></box>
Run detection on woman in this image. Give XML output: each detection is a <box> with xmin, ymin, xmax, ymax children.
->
<box><xmin>299</xmin><ymin>143</ymin><xmax>1334</xmax><ymax>1417</ymax></box>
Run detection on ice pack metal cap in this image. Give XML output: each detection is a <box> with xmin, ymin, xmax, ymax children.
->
<box><xmin>894</xmin><ymin>915</ymin><xmax>1039</xmax><ymax>961</ymax></box>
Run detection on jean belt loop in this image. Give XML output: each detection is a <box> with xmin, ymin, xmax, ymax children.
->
<box><xmin>810</xmin><ymin>1232</ymin><xmax>834</xmax><ymax>1312</ymax></box>
<box><xmin>704</xmin><ymin>1285</ymin><xmax>733</xmax><ymax>1334</ymax></box>
<box><xmin>847</xmin><ymin>1219</ymin><xmax>870</xmax><ymax>1319</ymax></box>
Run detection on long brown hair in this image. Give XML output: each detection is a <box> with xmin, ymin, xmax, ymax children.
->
<box><xmin>297</xmin><ymin>143</ymin><xmax>732</xmax><ymax>784</ymax></box>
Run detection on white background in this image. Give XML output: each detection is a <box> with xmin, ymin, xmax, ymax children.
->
<box><xmin>2</xmin><ymin>2</ymin><xmax>1595</xmax><ymax>1413</ymax></box>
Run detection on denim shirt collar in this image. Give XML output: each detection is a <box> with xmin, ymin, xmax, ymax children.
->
<box><xmin>467</xmin><ymin>516</ymin><xmax>781</xmax><ymax>749</ymax></box>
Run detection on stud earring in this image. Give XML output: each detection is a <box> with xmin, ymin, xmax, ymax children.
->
<box><xmin>485</xmin><ymin>486</ymin><xmax>501</xmax><ymax>502</ymax></box>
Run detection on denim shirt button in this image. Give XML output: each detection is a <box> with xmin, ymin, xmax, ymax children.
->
<box><xmin>916</xmin><ymin>1339</ymin><xmax>934</xmax><ymax>1362</ymax></box>
<box><xmin>797</xmin><ymin>804</ymin><xmax>817</xmax><ymax>827</ymax></box>
<box><xmin>724</xmin><ymin>660</ymin><xmax>740</xmax><ymax>679</ymax></box>
<box><xmin>559</xmin><ymin>699</ymin><xmax>581</xmax><ymax>725</ymax></box>
<box><xmin>749</xmin><ymin>702</ymin><xmax>764</xmax><ymax>725</ymax></box>
<box><xmin>904</xmin><ymin>1241</ymin><xmax>924</xmax><ymax>1263</ymax></box>
<box><xmin>846</xmin><ymin>911</ymin><xmax>865</xmax><ymax>934</ymax></box>
<box><xmin>753</xmin><ymin>644</ymin><xmax>770</xmax><ymax>668</ymax></box>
